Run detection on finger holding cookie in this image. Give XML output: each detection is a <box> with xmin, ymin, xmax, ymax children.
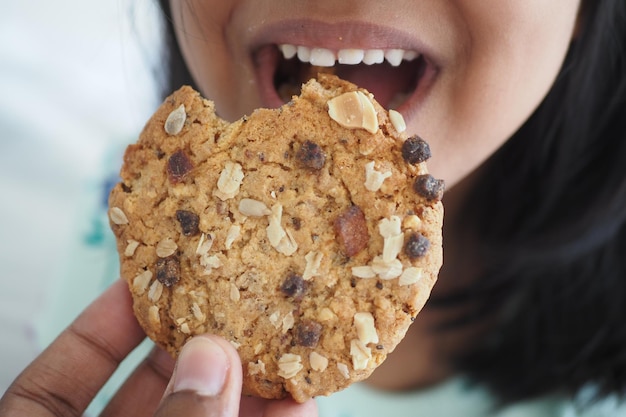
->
<box><xmin>154</xmin><ymin>335</ymin><xmax>317</xmax><ymax>417</ymax></box>
<box><xmin>0</xmin><ymin>279</ymin><xmax>147</xmax><ymax>417</ymax></box>
<box><xmin>0</xmin><ymin>279</ymin><xmax>317</xmax><ymax>417</ymax></box>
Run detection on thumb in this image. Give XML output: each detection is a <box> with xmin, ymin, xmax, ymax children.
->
<box><xmin>155</xmin><ymin>335</ymin><xmax>243</xmax><ymax>417</ymax></box>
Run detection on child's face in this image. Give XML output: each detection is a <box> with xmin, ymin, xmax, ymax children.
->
<box><xmin>170</xmin><ymin>1</ymin><xmax>581</xmax><ymax>187</ymax></box>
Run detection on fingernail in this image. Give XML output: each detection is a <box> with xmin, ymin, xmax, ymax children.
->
<box><xmin>173</xmin><ymin>336</ymin><xmax>229</xmax><ymax>397</ymax></box>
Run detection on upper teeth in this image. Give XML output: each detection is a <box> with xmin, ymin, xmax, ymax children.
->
<box><xmin>279</xmin><ymin>44</ymin><xmax>419</xmax><ymax>67</ymax></box>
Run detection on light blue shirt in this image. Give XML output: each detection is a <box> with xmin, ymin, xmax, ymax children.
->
<box><xmin>316</xmin><ymin>378</ymin><xmax>626</xmax><ymax>417</ymax></box>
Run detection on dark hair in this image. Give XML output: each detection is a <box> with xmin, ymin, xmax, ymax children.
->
<box><xmin>157</xmin><ymin>0</ymin><xmax>197</xmax><ymax>95</ymax></box>
<box><xmin>155</xmin><ymin>0</ymin><xmax>626</xmax><ymax>406</ymax></box>
<box><xmin>445</xmin><ymin>0</ymin><xmax>626</xmax><ymax>405</ymax></box>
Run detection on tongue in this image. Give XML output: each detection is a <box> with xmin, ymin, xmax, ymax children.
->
<box><xmin>334</xmin><ymin>62</ymin><xmax>415</xmax><ymax>108</ymax></box>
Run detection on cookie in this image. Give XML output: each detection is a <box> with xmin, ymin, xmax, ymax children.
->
<box><xmin>108</xmin><ymin>74</ymin><xmax>444</xmax><ymax>402</ymax></box>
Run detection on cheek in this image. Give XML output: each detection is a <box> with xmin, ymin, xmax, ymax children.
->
<box><xmin>416</xmin><ymin>0</ymin><xmax>579</xmax><ymax>187</ymax></box>
<box><xmin>171</xmin><ymin>1</ymin><xmax>260</xmax><ymax>120</ymax></box>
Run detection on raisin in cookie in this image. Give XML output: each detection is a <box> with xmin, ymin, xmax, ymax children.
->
<box><xmin>108</xmin><ymin>74</ymin><xmax>444</xmax><ymax>403</ymax></box>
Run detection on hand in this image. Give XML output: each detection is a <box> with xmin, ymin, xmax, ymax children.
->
<box><xmin>0</xmin><ymin>279</ymin><xmax>318</xmax><ymax>417</ymax></box>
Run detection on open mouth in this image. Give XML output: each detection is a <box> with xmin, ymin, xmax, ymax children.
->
<box><xmin>254</xmin><ymin>43</ymin><xmax>435</xmax><ymax>112</ymax></box>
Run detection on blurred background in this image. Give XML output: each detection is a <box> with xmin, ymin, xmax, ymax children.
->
<box><xmin>0</xmin><ymin>0</ymin><xmax>163</xmax><ymax>412</ymax></box>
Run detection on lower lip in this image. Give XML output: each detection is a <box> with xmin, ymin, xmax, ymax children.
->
<box><xmin>252</xmin><ymin>45</ymin><xmax>438</xmax><ymax>120</ymax></box>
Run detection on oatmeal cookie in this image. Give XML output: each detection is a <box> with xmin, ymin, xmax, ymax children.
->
<box><xmin>108</xmin><ymin>74</ymin><xmax>444</xmax><ymax>402</ymax></box>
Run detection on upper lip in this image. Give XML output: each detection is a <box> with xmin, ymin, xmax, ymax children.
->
<box><xmin>246</xmin><ymin>19</ymin><xmax>441</xmax><ymax>68</ymax></box>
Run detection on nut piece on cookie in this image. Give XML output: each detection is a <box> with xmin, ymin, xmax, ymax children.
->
<box><xmin>214</xmin><ymin>161</ymin><xmax>244</xmax><ymax>200</ymax></box>
<box><xmin>354</xmin><ymin>312</ymin><xmax>379</xmax><ymax>345</ymax></box>
<box><xmin>309</xmin><ymin>351</ymin><xmax>329</xmax><ymax>372</ymax></box>
<box><xmin>389</xmin><ymin>109</ymin><xmax>406</xmax><ymax>133</ymax></box>
<box><xmin>328</xmin><ymin>90</ymin><xmax>379</xmax><ymax>133</ymax></box>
